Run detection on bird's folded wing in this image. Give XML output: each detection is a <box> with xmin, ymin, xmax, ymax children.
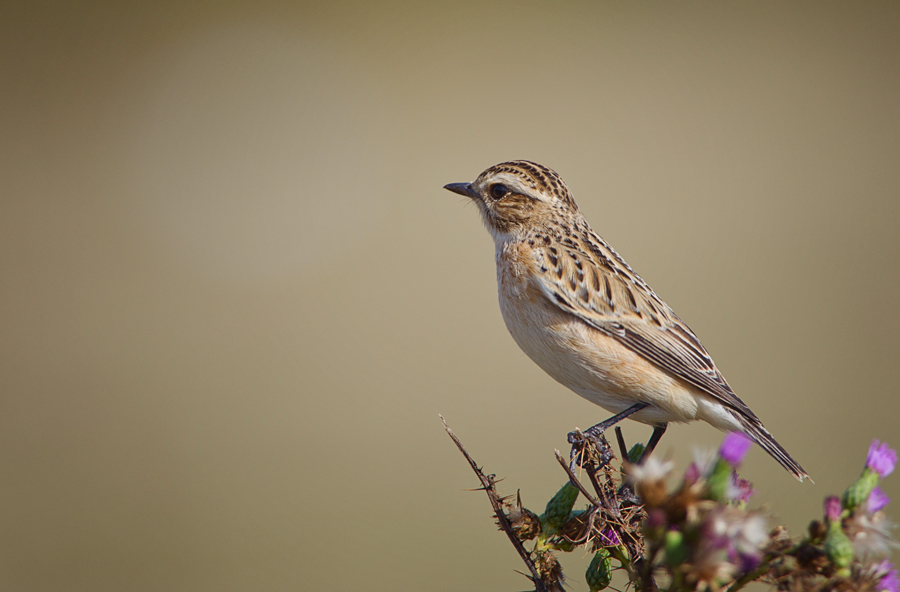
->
<box><xmin>531</xmin><ymin>241</ymin><xmax>758</xmax><ymax>421</ymax></box>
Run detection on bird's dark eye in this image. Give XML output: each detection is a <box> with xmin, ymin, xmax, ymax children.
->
<box><xmin>489</xmin><ymin>184</ymin><xmax>509</xmax><ymax>200</ymax></box>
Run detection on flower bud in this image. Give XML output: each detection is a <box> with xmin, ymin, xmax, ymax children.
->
<box><xmin>823</xmin><ymin>518</ymin><xmax>854</xmax><ymax>573</ymax></box>
<box><xmin>843</xmin><ymin>469</ymin><xmax>879</xmax><ymax>511</ymax></box>
<box><xmin>706</xmin><ymin>458</ymin><xmax>733</xmax><ymax>502</ymax></box>
<box><xmin>664</xmin><ymin>529</ymin><xmax>688</xmax><ymax>566</ymax></box>
<box><xmin>586</xmin><ymin>548</ymin><xmax>612</xmax><ymax>591</ymax></box>
<box><xmin>824</xmin><ymin>496</ymin><xmax>843</xmax><ymax>523</ymax></box>
<box><xmin>540</xmin><ymin>482</ymin><xmax>579</xmax><ymax>535</ymax></box>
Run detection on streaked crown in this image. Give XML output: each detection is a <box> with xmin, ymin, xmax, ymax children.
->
<box><xmin>444</xmin><ymin>160</ymin><xmax>579</xmax><ymax>236</ymax></box>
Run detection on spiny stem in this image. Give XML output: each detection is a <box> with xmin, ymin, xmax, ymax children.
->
<box><xmin>441</xmin><ymin>416</ymin><xmax>550</xmax><ymax>592</ymax></box>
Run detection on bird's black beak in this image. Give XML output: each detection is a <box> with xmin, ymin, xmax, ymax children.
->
<box><xmin>443</xmin><ymin>182</ymin><xmax>479</xmax><ymax>199</ymax></box>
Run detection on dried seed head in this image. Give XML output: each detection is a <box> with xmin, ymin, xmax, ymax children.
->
<box><xmin>505</xmin><ymin>504</ymin><xmax>541</xmax><ymax>541</ymax></box>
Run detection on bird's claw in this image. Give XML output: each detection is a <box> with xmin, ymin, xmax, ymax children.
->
<box><xmin>567</xmin><ymin>427</ymin><xmax>615</xmax><ymax>475</ymax></box>
<box><xmin>566</xmin><ymin>428</ymin><xmax>586</xmax><ymax>446</ymax></box>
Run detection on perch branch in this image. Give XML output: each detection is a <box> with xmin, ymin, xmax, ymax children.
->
<box><xmin>441</xmin><ymin>416</ymin><xmax>549</xmax><ymax>592</ymax></box>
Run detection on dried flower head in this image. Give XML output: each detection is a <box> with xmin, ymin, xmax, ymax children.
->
<box><xmin>687</xmin><ymin>448</ymin><xmax>718</xmax><ymax>483</ymax></box>
<box><xmin>628</xmin><ymin>456</ymin><xmax>675</xmax><ymax>483</ymax></box>
<box><xmin>531</xmin><ymin>547</ymin><xmax>564</xmax><ymax>591</ymax></box>
<box><xmin>506</xmin><ymin>502</ymin><xmax>541</xmax><ymax>541</ymax></box>
<box><xmin>628</xmin><ymin>456</ymin><xmax>675</xmax><ymax>508</ymax></box>
<box><xmin>705</xmin><ymin>506</ymin><xmax>769</xmax><ymax>569</ymax></box>
<box><xmin>683</xmin><ymin>536</ymin><xmax>737</xmax><ymax>589</ymax></box>
<box><xmin>846</xmin><ymin>510</ymin><xmax>899</xmax><ymax>559</ymax></box>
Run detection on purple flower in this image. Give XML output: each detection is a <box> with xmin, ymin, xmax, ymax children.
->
<box><xmin>726</xmin><ymin>545</ymin><xmax>762</xmax><ymax>573</ymax></box>
<box><xmin>720</xmin><ymin>432</ymin><xmax>753</xmax><ymax>467</ymax></box>
<box><xmin>728</xmin><ymin>474</ymin><xmax>755</xmax><ymax>504</ymax></box>
<box><xmin>645</xmin><ymin>509</ymin><xmax>667</xmax><ymax>531</ymax></box>
<box><xmin>869</xmin><ymin>487</ymin><xmax>891</xmax><ymax>514</ymax></box>
<box><xmin>869</xmin><ymin>560</ymin><xmax>898</xmax><ymax>592</ymax></box>
<box><xmin>867</xmin><ymin>440</ymin><xmax>898</xmax><ymax>477</ymax></box>
<box><xmin>880</xmin><ymin>560</ymin><xmax>900</xmax><ymax>592</ymax></box>
<box><xmin>600</xmin><ymin>527</ymin><xmax>620</xmax><ymax>546</ymax></box>
<box><xmin>738</xmin><ymin>550</ymin><xmax>761</xmax><ymax>573</ymax></box>
<box><xmin>825</xmin><ymin>496</ymin><xmax>842</xmax><ymax>522</ymax></box>
<box><xmin>684</xmin><ymin>462</ymin><xmax>701</xmax><ymax>484</ymax></box>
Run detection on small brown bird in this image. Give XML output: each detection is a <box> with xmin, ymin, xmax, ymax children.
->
<box><xmin>445</xmin><ymin>160</ymin><xmax>808</xmax><ymax>481</ymax></box>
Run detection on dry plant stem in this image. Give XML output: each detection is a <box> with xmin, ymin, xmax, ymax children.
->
<box><xmin>724</xmin><ymin>557</ymin><xmax>772</xmax><ymax>592</ymax></box>
<box><xmin>565</xmin><ymin>434</ymin><xmax>653</xmax><ymax>589</ymax></box>
<box><xmin>587</xmin><ymin>465</ymin><xmax>611</xmax><ymax>510</ymax></box>
<box><xmin>597</xmin><ymin>465</ymin><xmax>622</xmax><ymax>518</ymax></box>
<box><xmin>554</xmin><ymin>450</ymin><xmax>601</xmax><ymax>507</ymax></box>
<box><xmin>640</xmin><ymin>543</ymin><xmax>662</xmax><ymax>592</ymax></box>
<box><xmin>586</xmin><ymin>441</ymin><xmax>637</xmax><ymax>553</ymax></box>
<box><xmin>440</xmin><ymin>416</ymin><xmax>550</xmax><ymax>592</ymax></box>
<box><xmin>603</xmin><ymin>474</ymin><xmax>647</xmax><ymax>583</ymax></box>
<box><xmin>568</xmin><ymin>435</ymin><xmax>625</xmax><ymax>531</ymax></box>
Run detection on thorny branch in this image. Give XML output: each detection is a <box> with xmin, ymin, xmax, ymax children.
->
<box><xmin>443</xmin><ymin>415</ymin><xmax>650</xmax><ymax>592</ymax></box>
<box><xmin>442</xmin><ymin>418</ymin><xmax>900</xmax><ymax>592</ymax></box>
<box><xmin>440</xmin><ymin>415</ymin><xmax>551</xmax><ymax>592</ymax></box>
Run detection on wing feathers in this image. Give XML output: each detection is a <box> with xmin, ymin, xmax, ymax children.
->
<box><xmin>532</xmin><ymin>231</ymin><xmax>758</xmax><ymax>420</ymax></box>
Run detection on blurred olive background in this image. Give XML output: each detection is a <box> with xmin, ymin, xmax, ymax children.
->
<box><xmin>2</xmin><ymin>1</ymin><xmax>899</xmax><ymax>590</ymax></box>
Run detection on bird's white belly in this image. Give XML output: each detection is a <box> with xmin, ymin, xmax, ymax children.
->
<box><xmin>498</xmin><ymin>282</ymin><xmax>730</xmax><ymax>428</ymax></box>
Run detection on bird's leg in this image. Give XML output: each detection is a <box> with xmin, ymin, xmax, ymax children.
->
<box><xmin>638</xmin><ymin>424</ymin><xmax>668</xmax><ymax>465</ymax></box>
<box><xmin>616</xmin><ymin>424</ymin><xmax>670</xmax><ymax>506</ymax></box>
<box><xmin>572</xmin><ymin>402</ymin><xmax>650</xmax><ymax>443</ymax></box>
<box><xmin>568</xmin><ymin>403</ymin><xmax>650</xmax><ymax>473</ymax></box>
<box><xmin>614</xmin><ymin>426</ymin><xmax>628</xmax><ymax>460</ymax></box>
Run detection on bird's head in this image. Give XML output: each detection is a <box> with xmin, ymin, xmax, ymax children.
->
<box><xmin>444</xmin><ymin>160</ymin><xmax>579</xmax><ymax>240</ymax></box>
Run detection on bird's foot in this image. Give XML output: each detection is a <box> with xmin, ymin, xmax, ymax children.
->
<box><xmin>566</xmin><ymin>403</ymin><xmax>652</xmax><ymax>477</ymax></box>
<box><xmin>567</xmin><ymin>427</ymin><xmax>615</xmax><ymax>477</ymax></box>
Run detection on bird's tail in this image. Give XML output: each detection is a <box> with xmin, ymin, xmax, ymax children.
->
<box><xmin>734</xmin><ymin>415</ymin><xmax>811</xmax><ymax>482</ymax></box>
